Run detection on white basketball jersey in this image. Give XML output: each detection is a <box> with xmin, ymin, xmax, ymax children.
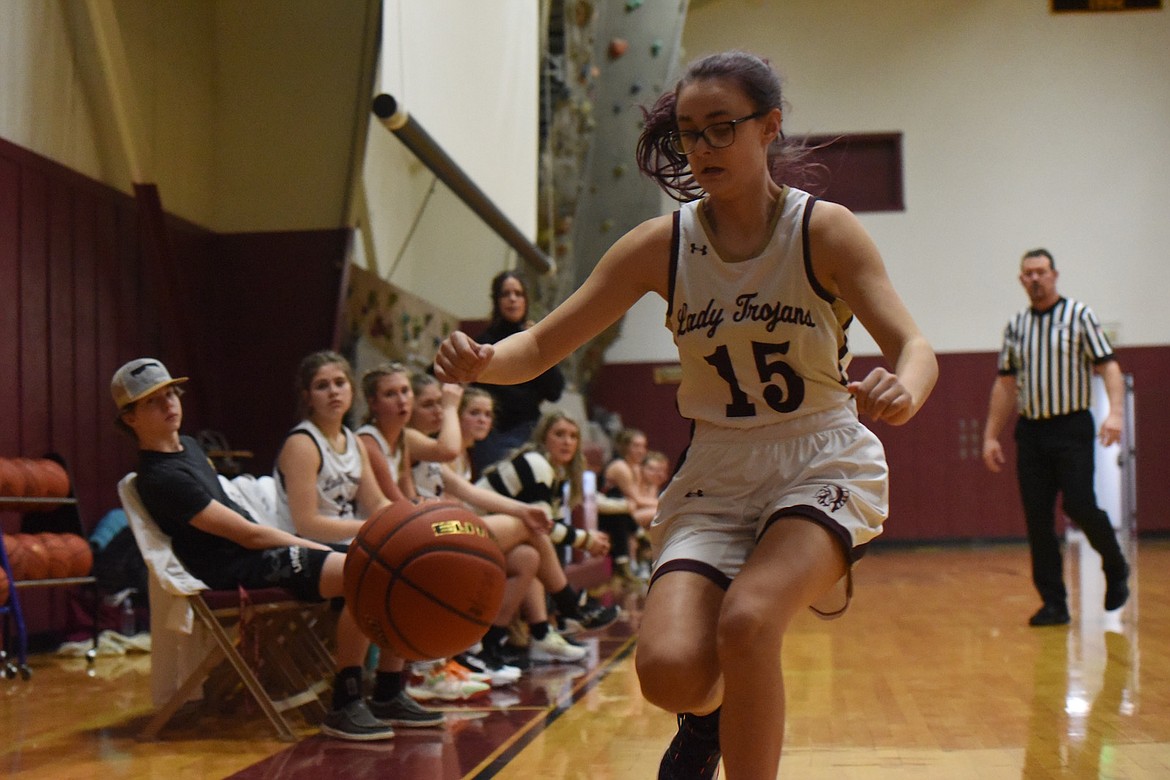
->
<box><xmin>668</xmin><ymin>187</ymin><xmax>854</xmax><ymax>428</ymax></box>
<box><xmin>274</xmin><ymin>420</ymin><xmax>363</xmax><ymax>537</ymax></box>
<box><xmin>355</xmin><ymin>423</ymin><xmax>403</xmax><ymax>479</ymax></box>
<box><xmin>412</xmin><ymin>460</ymin><xmax>445</xmax><ymax>499</ymax></box>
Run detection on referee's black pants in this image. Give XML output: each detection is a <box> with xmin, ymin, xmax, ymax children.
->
<box><xmin>1014</xmin><ymin>410</ymin><xmax>1127</xmax><ymax>607</ymax></box>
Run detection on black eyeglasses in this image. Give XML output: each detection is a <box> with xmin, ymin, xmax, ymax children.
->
<box><xmin>667</xmin><ymin>110</ymin><xmax>768</xmax><ymax>155</ymax></box>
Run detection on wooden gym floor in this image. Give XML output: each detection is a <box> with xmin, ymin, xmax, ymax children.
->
<box><xmin>2</xmin><ymin>539</ymin><xmax>1168</xmax><ymax>779</ymax></box>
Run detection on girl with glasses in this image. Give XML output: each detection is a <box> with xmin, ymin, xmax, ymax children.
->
<box><xmin>435</xmin><ymin>50</ymin><xmax>937</xmax><ymax>779</ymax></box>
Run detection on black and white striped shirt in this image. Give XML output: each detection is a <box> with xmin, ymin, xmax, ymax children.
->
<box><xmin>997</xmin><ymin>297</ymin><xmax>1115</xmax><ymax>420</ymax></box>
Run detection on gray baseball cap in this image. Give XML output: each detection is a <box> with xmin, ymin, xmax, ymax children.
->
<box><xmin>111</xmin><ymin>358</ymin><xmax>188</xmax><ymax>409</ymax></box>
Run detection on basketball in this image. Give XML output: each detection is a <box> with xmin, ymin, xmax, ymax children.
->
<box><xmin>15</xmin><ymin>458</ymin><xmax>44</xmax><ymax>498</ymax></box>
<box><xmin>0</xmin><ymin>459</ymin><xmax>26</xmax><ymax>500</ymax></box>
<box><xmin>61</xmin><ymin>533</ymin><xmax>94</xmax><ymax>578</ymax></box>
<box><xmin>39</xmin><ymin>460</ymin><xmax>71</xmax><ymax>499</ymax></box>
<box><xmin>344</xmin><ymin>499</ymin><xmax>507</xmax><ymax>661</ymax></box>
<box><xmin>4</xmin><ymin>533</ymin><xmax>27</xmax><ymax>579</ymax></box>
<box><xmin>17</xmin><ymin>533</ymin><xmax>50</xmax><ymax>580</ymax></box>
<box><xmin>39</xmin><ymin>533</ymin><xmax>71</xmax><ymax>579</ymax></box>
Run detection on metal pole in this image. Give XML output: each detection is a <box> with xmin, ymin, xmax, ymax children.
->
<box><xmin>371</xmin><ymin>94</ymin><xmax>554</xmax><ymax>275</ymax></box>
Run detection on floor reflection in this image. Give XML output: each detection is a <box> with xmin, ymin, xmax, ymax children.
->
<box><xmin>1022</xmin><ymin>532</ymin><xmax>1139</xmax><ymax>778</ymax></box>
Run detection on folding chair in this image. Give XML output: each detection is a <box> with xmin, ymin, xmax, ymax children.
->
<box><xmin>117</xmin><ymin>474</ymin><xmax>336</xmax><ymax>742</ymax></box>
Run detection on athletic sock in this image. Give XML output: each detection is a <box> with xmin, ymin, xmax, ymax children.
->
<box><xmin>372</xmin><ymin>670</ymin><xmax>405</xmax><ymax>702</ymax></box>
<box><xmin>332</xmin><ymin>665</ymin><xmax>364</xmax><ymax>709</ymax></box>
<box><xmin>529</xmin><ymin>620</ymin><xmax>550</xmax><ymax>641</ymax></box>
<box><xmin>551</xmin><ymin>585</ymin><xmax>581</xmax><ymax>619</ymax></box>
<box><xmin>482</xmin><ymin>625</ymin><xmax>508</xmax><ymax>648</ymax></box>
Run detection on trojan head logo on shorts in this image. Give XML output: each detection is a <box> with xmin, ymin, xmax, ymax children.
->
<box><xmin>815</xmin><ymin>484</ymin><xmax>850</xmax><ymax>513</ymax></box>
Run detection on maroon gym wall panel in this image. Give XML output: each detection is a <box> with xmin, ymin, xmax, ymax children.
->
<box><xmin>197</xmin><ymin>228</ymin><xmax>352</xmax><ymax>473</ymax></box>
<box><xmin>590</xmin><ymin>346</ymin><xmax>1170</xmax><ymax>543</ymax></box>
<box><xmin>0</xmin><ymin>137</ymin><xmax>347</xmax><ymax>641</ymax></box>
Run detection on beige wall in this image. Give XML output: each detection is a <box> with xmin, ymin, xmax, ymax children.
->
<box><xmin>0</xmin><ymin>0</ymin><xmax>372</xmax><ymax>233</ymax></box>
<box><xmin>611</xmin><ymin>0</ymin><xmax>1170</xmax><ymax>360</ymax></box>
<box><xmin>7</xmin><ymin>1</ymin><xmax>1166</xmax><ymax>354</ymax></box>
<box><xmin>362</xmin><ymin>0</ymin><xmax>540</xmax><ymax>321</ymax></box>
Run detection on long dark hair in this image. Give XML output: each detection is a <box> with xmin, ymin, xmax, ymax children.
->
<box><xmin>487</xmin><ymin>270</ymin><xmax>529</xmax><ymax>330</ymax></box>
<box><xmin>636</xmin><ymin>50</ymin><xmax>815</xmax><ymax>202</ymax></box>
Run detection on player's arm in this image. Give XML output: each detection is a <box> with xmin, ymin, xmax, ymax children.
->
<box><xmin>439</xmin><ymin>464</ymin><xmax>552</xmax><ymax>534</ymax></box>
<box><xmin>398</xmin><ymin>437</ymin><xmax>419</xmax><ymax>500</ymax></box>
<box><xmin>354</xmin><ymin>440</ymin><xmax>392</xmax><ymax>518</ymax></box>
<box><xmin>811</xmin><ymin>202</ymin><xmax>937</xmax><ymax>425</ymax></box>
<box><xmin>359</xmin><ymin>432</ymin><xmax>406</xmax><ymax>502</ymax></box>
<box><xmin>277</xmin><ymin>433</ymin><xmax>364</xmax><ymax>543</ymax></box>
<box><xmin>189</xmin><ymin>499</ymin><xmax>331</xmax><ymax>551</ymax></box>
<box><xmin>403</xmin><ymin>384</ymin><xmax>464</xmax><ymax>463</ymax></box>
<box><xmin>435</xmin><ymin>215</ymin><xmax>673</xmax><ymax>384</ymax></box>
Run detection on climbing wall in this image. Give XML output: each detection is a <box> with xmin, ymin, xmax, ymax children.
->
<box><xmin>533</xmin><ymin>0</ymin><xmax>690</xmax><ymax>389</ymax></box>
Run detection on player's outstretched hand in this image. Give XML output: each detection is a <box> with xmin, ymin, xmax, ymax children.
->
<box><xmin>847</xmin><ymin>367</ymin><xmax>914</xmax><ymax>426</ymax></box>
<box><xmin>434</xmin><ymin>331</ymin><xmax>494</xmax><ymax>383</ymax></box>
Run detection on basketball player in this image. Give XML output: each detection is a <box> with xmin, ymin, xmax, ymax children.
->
<box><xmin>273</xmin><ymin>351</ymin><xmax>448</xmax><ymax>730</ymax></box>
<box><xmin>435</xmin><ymin>51</ymin><xmax>937</xmax><ymax>779</ymax></box>
<box><xmin>111</xmin><ymin>358</ymin><xmax>394</xmax><ymax>741</ymax></box>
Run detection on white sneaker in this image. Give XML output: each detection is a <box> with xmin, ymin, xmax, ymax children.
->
<box><xmin>405</xmin><ymin>660</ymin><xmax>491</xmax><ymax>701</ymax></box>
<box><xmin>529</xmin><ymin>629</ymin><xmax>587</xmax><ymax>664</ymax></box>
<box><xmin>456</xmin><ymin>652</ymin><xmax>522</xmax><ymax>687</ymax></box>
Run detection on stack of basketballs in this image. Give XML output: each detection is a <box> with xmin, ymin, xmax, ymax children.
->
<box><xmin>0</xmin><ymin>457</ymin><xmax>72</xmax><ymax>508</ymax></box>
<box><xmin>1</xmin><ymin>457</ymin><xmax>91</xmax><ymax>603</ymax></box>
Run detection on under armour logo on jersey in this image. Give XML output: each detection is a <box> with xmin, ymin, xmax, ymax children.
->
<box><xmin>690</xmin><ymin>243</ymin><xmax>708</xmax><ymax>255</ymax></box>
<box><xmin>815</xmin><ymin>484</ymin><xmax>850</xmax><ymax>512</ymax></box>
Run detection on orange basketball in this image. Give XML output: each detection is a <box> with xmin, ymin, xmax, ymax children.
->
<box><xmin>39</xmin><ymin>533</ymin><xmax>71</xmax><ymax>579</ymax></box>
<box><xmin>344</xmin><ymin>499</ymin><xmax>506</xmax><ymax>661</ymax></box>
<box><xmin>1</xmin><ymin>459</ymin><xmax>26</xmax><ymax>500</ymax></box>
<box><xmin>15</xmin><ymin>458</ymin><xmax>44</xmax><ymax>498</ymax></box>
<box><xmin>38</xmin><ymin>460</ymin><xmax>71</xmax><ymax>499</ymax></box>
<box><xmin>17</xmin><ymin>533</ymin><xmax>50</xmax><ymax>580</ymax></box>
<box><xmin>61</xmin><ymin>533</ymin><xmax>94</xmax><ymax>577</ymax></box>
<box><xmin>4</xmin><ymin>533</ymin><xmax>27</xmax><ymax>579</ymax></box>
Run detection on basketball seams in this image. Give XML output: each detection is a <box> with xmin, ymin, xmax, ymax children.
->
<box><xmin>344</xmin><ymin>500</ymin><xmax>507</xmax><ymax>661</ymax></box>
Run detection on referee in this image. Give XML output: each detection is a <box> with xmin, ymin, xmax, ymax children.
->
<box><xmin>981</xmin><ymin>248</ymin><xmax>1129</xmax><ymax>627</ymax></box>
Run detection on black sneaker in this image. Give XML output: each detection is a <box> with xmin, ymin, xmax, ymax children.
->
<box><xmin>561</xmin><ymin>599</ymin><xmax>620</xmax><ymax>635</ymax></box>
<box><xmin>1105</xmin><ymin>563</ymin><xmax>1130</xmax><ymax>611</ymax></box>
<box><xmin>1028</xmin><ymin>603</ymin><xmax>1071</xmax><ymax>627</ymax></box>
<box><xmin>367</xmin><ymin>691</ymin><xmax>445</xmax><ymax>728</ymax></box>
<box><xmin>320</xmin><ymin>699</ymin><xmax>396</xmax><ymax>741</ymax></box>
<box><xmin>658</xmin><ymin>708</ymin><xmax>721</xmax><ymax>779</ymax></box>
<box><xmin>496</xmin><ymin>642</ymin><xmax>532</xmax><ymax>670</ymax></box>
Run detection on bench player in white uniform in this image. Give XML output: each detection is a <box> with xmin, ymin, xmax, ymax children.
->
<box><xmin>274</xmin><ymin>351</ymin><xmax>445</xmax><ymax>733</ymax></box>
<box><xmin>434</xmin><ymin>51</ymin><xmax>937</xmax><ymax>779</ymax></box>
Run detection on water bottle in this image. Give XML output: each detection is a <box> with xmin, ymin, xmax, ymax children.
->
<box><xmin>582</xmin><ymin>470</ymin><xmax>598</xmax><ymax>534</ymax></box>
<box><xmin>120</xmin><ymin>592</ymin><xmax>136</xmax><ymax>636</ymax></box>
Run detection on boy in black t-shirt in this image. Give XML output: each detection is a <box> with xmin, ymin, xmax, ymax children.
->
<box><xmin>112</xmin><ymin>358</ymin><xmax>411</xmax><ymax>741</ymax></box>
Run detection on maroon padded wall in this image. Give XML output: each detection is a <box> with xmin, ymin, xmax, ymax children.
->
<box><xmin>590</xmin><ymin>346</ymin><xmax>1170</xmax><ymax>542</ymax></box>
<box><xmin>0</xmin><ymin>137</ymin><xmax>347</xmax><ymax>641</ymax></box>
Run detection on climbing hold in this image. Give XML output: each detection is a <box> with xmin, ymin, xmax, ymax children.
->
<box><xmin>651</xmin><ymin>38</ymin><xmax>663</xmax><ymax>56</ymax></box>
<box><xmin>608</xmin><ymin>38</ymin><xmax>629</xmax><ymax>60</ymax></box>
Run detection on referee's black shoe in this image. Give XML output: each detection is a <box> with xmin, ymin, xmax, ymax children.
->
<box><xmin>1029</xmin><ymin>603</ymin><xmax>1071</xmax><ymax>627</ymax></box>
<box><xmin>1105</xmin><ymin>563</ymin><xmax>1130</xmax><ymax>611</ymax></box>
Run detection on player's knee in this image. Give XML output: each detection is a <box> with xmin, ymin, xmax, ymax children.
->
<box><xmin>716</xmin><ymin>596</ymin><xmax>787</xmax><ymax>662</ymax></box>
<box><xmin>507</xmin><ymin>544</ymin><xmax>539</xmax><ymax>576</ymax></box>
<box><xmin>635</xmin><ymin>643</ymin><xmax>717</xmax><ymax>712</ymax></box>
